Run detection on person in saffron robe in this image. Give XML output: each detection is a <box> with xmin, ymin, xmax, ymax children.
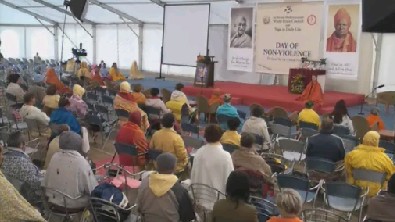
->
<box><xmin>113</xmin><ymin>81</ymin><xmax>149</xmax><ymax>132</ymax></box>
<box><xmin>208</xmin><ymin>88</ymin><xmax>223</xmax><ymax>106</ymax></box>
<box><xmin>296</xmin><ymin>75</ymin><xmax>323</xmax><ymax>106</ymax></box>
<box><xmin>130</xmin><ymin>60</ymin><xmax>144</xmax><ymax>80</ymax></box>
<box><xmin>90</xmin><ymin>64</ymin><xmax>105</xmax><ymax>86</ymax></box>
<box><xmin>45</xmin><ymin>67</ymin><xmax>71</xmax><ymax>94</ymax></box>
<box><xmin>131</xmin><ymin>84</ymin><xmax>146</xmax><ymax>105</ymax></box>
<box><xmin>76</xmin><ymin>61</ymin><xmax>91</xmax><ymax>79</ymax></box>
<box><xmin>109</xmin><ymin>62</ymin><xmax>126</xmax><ymax>82</ymax></box>
<box><xmin>326</xmin><ymin>8</ymin><xmax>357</xmax><ymax>52</ymax></box>
<box><xmin>366</xmin><ymin>108</ymin><xmax>385</xmax><ymax>131</ymax></box>
<box><xmin>230</xmin><ymin>16</ymin><xmax>252</xmax><ymax>48</ymax></box>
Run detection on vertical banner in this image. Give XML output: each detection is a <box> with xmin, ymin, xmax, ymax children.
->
<box><xmin>324</xmin><ymin>4</ymin><xmax>360</xmax><ymax>78</ymax></box>
<box><xmin>227</xmin><ymin>7</ymin><xmax>254</xmax><ymax>72</ymax></box>
<box><xmin>255</xmin><ymin>2</ymin><xmax>323</xmax><ymax>74</ymax></box>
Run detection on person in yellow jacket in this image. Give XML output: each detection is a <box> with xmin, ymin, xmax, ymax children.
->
<box><xmin>298</xmin><ymin>101</ymin><xmax>320</xmax><ymax>128</ymax></box>
<box><xmin>76</xmin><ymin>61</ymin><xmax>91</xmax><ymax>79</ymax></box>
<box><xmin>345</xmin><ymin>131</ymin><xmax>395</xmax><ymax>197</ymax></box>
<box><xmin>109</xmin><ymin>62</ymin><xmax>126</xmax><ymax>82</ymax></box>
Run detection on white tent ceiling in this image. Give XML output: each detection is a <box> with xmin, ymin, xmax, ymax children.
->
<box><xmin>0</xmin><ymin>0</ymin><xmax>241</xmax><ymax>25</ymax></box>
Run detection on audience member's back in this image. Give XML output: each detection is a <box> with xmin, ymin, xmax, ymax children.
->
<box><xmin>366</xmin><ymin>174</ymin><xmax>395</xmax><ymax>222</ymax></box>
<box><xmin>306</xmin><ymin>117</ymin><xmax>345</xmax><ymax>162</ymax></box>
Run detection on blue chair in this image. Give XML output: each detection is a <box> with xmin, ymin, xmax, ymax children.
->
<box><xmin>181</xmin><ymin>123</ymin><xmax>200</xmax><ymax>138</ymax></box>
<box><xmin>277</xmin><ymin>174</ymin><xmax>319</xmax><ymax>204</ymax></box>
<box><xmin>111</xmin><ymin>143</ymin><xmax>138</xmax><ymax>165</ymax></box>
<box><xmin>379</xmin><ymin>140</ymin><xmax>395</xmax><ymax>154</ymax></box>
<box><xmin>115</xmin><ymin>109</ymin><xmax>129</xmax><ymax>119</ymax></box>
<box><xmin>333</xmin><ymin>124</ymin><xmax>351</xmax><ymax>136</ymax></box>
<box><xmin>216</xmin><ymin>114</ymin><xmax>235</xmax><ymax>131</ymax></box>
<box><xmin>299</xmin><ymin>121</ymin><xmax>318</xmax><ymax>130</ymax></box>
<box><xmin>222</xmin><ymin>144</ymin><xmax>238</xmax><ymax>153</ymax></box>
<box><xmin>237</xmin><ymin>110</ymin><xmax>247</xmax><ymax>120</ymax></box>
<box><xmin>249</xmin><ymin>196</ymin><xmax>279</xmax><ymax>222</ymax></box>
<box><xmin>147</xmin><ymin>149</ymin><xmax>163</xmax><ymax>160</ymax></box>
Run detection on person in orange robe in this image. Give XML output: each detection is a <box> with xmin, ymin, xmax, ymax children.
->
<box><xmin>45</xmin><ymin>67</ymin><xmax>71</xmax><ymax>94</ymax></box>
<box><xmin>208</xmin><ymin>88</ymin><xmax>223</xmax><ymax>106</ymax></box>
<box><xmin>90</xmin><ymin>64</ymin><xmax>105</xmax><ymax>86</ymax></box>
<box><xmin>366</xmin><ymin>108</ymin><xmax>385</xmax><ymax>131</ymax></box>
<box><xmin>296</xmin><ymin>75</ymin><xmax>323</xmax><ymax>106</ymax></box>
<box><xmin>326</xmin><ymin>8</ymin><xmax>357</xmax><ymax>52</ymax></box>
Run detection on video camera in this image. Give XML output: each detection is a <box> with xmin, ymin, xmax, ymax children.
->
<box><xmin>72</xmin><ymin>43</ymin><xmax>87</xmax><ymax>62</ymax></box>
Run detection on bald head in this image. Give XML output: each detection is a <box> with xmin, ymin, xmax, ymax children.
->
<box><xmin>156</xmin><ymin>153</ymin><xmax>177</xmax><ymax>174</ymax></box>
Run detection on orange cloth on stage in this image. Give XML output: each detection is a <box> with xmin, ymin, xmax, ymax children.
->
<box><xmin>296</xmin><ymin>80</ymin><xmax>323</xmax><ymax>105</ymax></box>
<box><xmin>327</xmin><ymin>32</ymin><xmax>357</xmax><ymax>52</ymax></box>
<box><xmin>208</xmin><ymin>88</ymin><xmax>223</xmax><ymax>106</ymax></box>
<box><xmin>45</xmin><ymin>68</ymin><xmax>70</xmax><ymax>94</ymax></box>
<box><xmin>366</xmin><ymin>114</ymin><xmax>385</xmax><ymax>131</ymax></box>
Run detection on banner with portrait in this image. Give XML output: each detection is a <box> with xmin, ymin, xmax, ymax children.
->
<box><xmin>255</xmin><ymin>2</ymin><xmax>323</xmax><ymax>74</ymax></box>
<box><xmin>227</xmin><ymin>7</ymin><xmax>254</xmax><ymax>72</ymax></box>
<box><xmin>324</xmin><ymin>4</ymin><xmax>360</xmax><ymax>79</ymax></box>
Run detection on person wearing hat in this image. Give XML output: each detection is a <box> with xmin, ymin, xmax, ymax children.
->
<box><xmin>297</xmin><ymin>101</ymin><xmax>321</xmax><ymax>128</ymax></box>
<box><xmin>68</xmin><ymin>84</ymin><xmax>88</xmax><ymax>118</ymax></box>
<box><xmin>5</xmin><ymin>73</ymin><xmax>25</xmax><ymax>103</ymax></box>
<box><xmin>45</xmin><ymin>131</ymin><xmax>98</xmax><ymax>211</ymax></box>
<box><xmin>116</xmin><ymin>111</ymin><xmax>149</xmax><ymax>169</ymax></box>
<box><xmin>366</xmin><ymin>108</ymin><xmax>385</xmax><ymax>131</ymax></box>
<box><xmin>326</xmin><ymin>8</ymin><xmax>357</xmax><ymax>52</ymax></box>
<box><xmin>114</xmin><ymin>81</ymin><xmax>150</xmax><ymax>132</ymax></box>
<box><xmin>216</xmin><ymin>94</ymin><xmax>242</xmax><ymax>130</ymax></box>
<box><xmin>366</xmin><ymin>173</ymin><xmax>395</xmax><ymax>221</ymax></box>
<box><xmin>345</xmin><ymin>131</ymin><xmax>395</xmax><ymax>197</ymax></box>
<box><xmin>137</xmin><ymin>153</ymin><xmax>195</xmax><ymax>222</ymax></box>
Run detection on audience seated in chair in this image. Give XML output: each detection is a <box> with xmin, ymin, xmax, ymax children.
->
<box><xmin>45</xmin><ymin>67</ymin><xmax>70</xmax><ymax>94</ymax></box>
<box><xmin>116</xmin><ymin>111</ymin><xmax>149</xmax><ymax>168</ymax></box>
<box><xmin>0</xmin><ymin>132</ymin><xmax>43</xmax><ymax>207</ymax></box>
<box><xmin>345</xmin><ymin>131</ymin><xmax>395</xmax><ymax>197</ymax></box>
<box><xmin>109</xmin><ymin>62</ymin><xmax>126</xmax><ymax>82</ymax></box>
<box><xmin>221</xmin><ymin>117</ymin><xmax>241</xmax><ymax>146</ymax></box>
<box><xmin>170</xmin><ymin>83</ymin><xmax>191</xmax><ymax>108</ymax></box>
<box><xmin>366</xmin><ymin>108</ymin><xmax>385</xmax><ymax>131</ymax></box>
<box><xmin>45</xmin><ymin>131</ymin><xmax>98</xmax><ymax>210</ymax></box>
<box><xmin>330</xmin><ymin>99</ymin><xmax>354</xmax><ymax>134</ymax></box>
<box><xmin>0</xmin><ymin>145</ymin><xmax>46</xmax><ymax>222</ymax></box>
<box><xmin>298</xmin><ymin>101</ymin><xmax>320</xmax><ymax>128</ymax></box>
<box><xmin>306</xmin><ymin>116</ymin><xmax>345</xmax><ymax>163</ymax></box>
<box><xmin>68</xmin><ymin>84</ymin><xmax>88</xmax><ymax>118</ymax></box>
<box><xmin>42</xmin><ymin>84</ymin><xmax>60</xmax><ymax>112</ymax></box>
<box><xmin>242</xmin><ymin>104</ymin><xmax>272</xmax><ymax>150</ymax></box>
<box><xmin>114</xmin><ymin>81</ymin><xmax>149</xmax><ymax>132</ymax></box>
<box><xmin>44</xmin><ymin>124</ymin><xmax>70</xmax><ymax>169</ymax></box>
<box><xmin>366</xmin><ymin>173</ymin><xmax>395</xmax><ymax>222</ymax></box>
<box><xmin>6</xmin><ymin>73</ymin><xmax>25</xmax><ymax>103</ymax></box>
<box><xmin>76</xmin><ymin>61</ymin><xmax>91</xmax><ymax>79</ymax></box>
<box><xmin>20</xmin><ymin>92</ymin><xmax>50</xmax><ymax>126</ymax></box>
<box><xmin>191</xmin><ymin>124</ymin><xmax>234</xmax><ymax>195</ymax></box>
<box><xmin>212</xmin><ymin>171</ymin><xmax>258</xmax><ymax>222</ymax></box>
<box><xmin>208</xmin><ymin>88</ymin><xmax>223</xmax><ymax>106</ymax></box>
<box><xmin>137</xmin><ymin>153</ymin><xmax>195</xmax><ymax>222</ymax></box>
<box><xmin>131</xmin><ymin>84</ymin><xmax>146</xmax><ymax>105</ymax></box>
<box><xmin>267</xmin><ymin>189</ymin><xmax>303</xmax><ymax>222</ymax></box>
<box><xmin>27</xmin><ymin>83</ymin><xmax>46</xmax><ymax>108</ymax></box>
<box><xmin>50</xmin><ymin>96</ymin><xmax>81</xmax><ymax>134</ymax></box>
<box><xmin>232</xmin><ymin>132</ymin><xmax>272</xmax><ymax>182</ymax></box>
<box><xmin>145</xmin><ymin>87</ymin><xmax>171</xmax><ymax>118</ymax></box>
<box><xmin>149</xmin><ymin>113</ymin><xmax>188</xmax><ymax>174</ymax></box>
<box><xmin>216</xmin><ymin>94</ymin><xmax>241</xmax><ymax>130</ymax></box>
<box><xmin>99</xmin><ymin>62</ymin><xmax>109</xmax><ymax>79</ymax></box>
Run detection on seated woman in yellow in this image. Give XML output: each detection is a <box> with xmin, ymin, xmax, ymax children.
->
<box><xmin>131</xmin><ymin>84</ymin><xmax>146</xmax><ymax>105</ymax></box>
<box><xmin>113</xmin><ymin>81</ymin><xmax>149</xmax><ymax>132</ymax></box>
<box><xmin>76</xmin><ymin>61</ymin><xmax>91</xmax><ymax>79</ymax></box>
<box><xmin>130</xmin><ymin>60</ymin><xmax>144</xmax><ymax>80</ymax></box>
<box><xmin>109</xmin><ymin>63</ymin><xmax>126</xmax><ymax>82</ymax></box>
<box><xmin>345</xmin><ymin>131</ymin><xmax>395</xmax><ymax>197</ymax></box>
<box><xmin>298</xmin><ymin>101</ymin><xmax>320</xmax><ymax>128</ymax></box>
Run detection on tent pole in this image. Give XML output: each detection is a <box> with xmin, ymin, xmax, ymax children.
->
<box><xmin>138</xmin><ymin>24</ymin><xmax>144</xmax><ymax>71</ymax></box>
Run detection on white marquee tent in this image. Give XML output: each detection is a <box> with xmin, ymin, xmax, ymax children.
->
<box><xmin>0</xmin><ymin>0</ymin><xmax>394</xmax><ymax>94</ymax></box>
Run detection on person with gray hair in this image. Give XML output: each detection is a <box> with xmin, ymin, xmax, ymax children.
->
<box><xmin>267</xmin><ymin>189</ymin><xmax>303</xmax><ymax>222</ymax></box>
<box><xmin>230</xmin><ymin>15</ymin><xmax>252</xmax><ymax>48</ymax></box>
<box><xmin>137</xmin><ymin>153</ymin><xmax>195</xmax><ymax>222</ymax></box>
<box><xmin>216</xmin><ymin>94</ymin><xmax>242</xmax><ymax>130</ymax></box>
<box><xmin>44</xmin><ymin>131</ymin><xmax>98</xmax><ymax>211</ymax></box>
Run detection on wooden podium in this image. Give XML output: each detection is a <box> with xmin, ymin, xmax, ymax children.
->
<box><xmin>288</xmin><ymin>68</ymin><xmax>326</xmax><ymax>94</ymax></box>
<box><xmin>194</xmin><ymin>56</ymin><xmax>216</xmax><ymax>88</ymax></box>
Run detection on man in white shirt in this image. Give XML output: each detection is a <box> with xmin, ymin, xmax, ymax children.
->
<box><xmin>145</xmin><ymin>88</ymin><xmax>170</xmax><ymax>117</ymax></box>
<box><xmin>191</xmin><ymin>125</ymin><xmax>234</xmax><ymax>197</ymax></box>
<box><xmin>19</xmin><ymin>92</ymin><xmax>50</xmax><ymax>126</ymax></box>
<box><xmin>241</xmin><ymin>105</ymin><xmax>271</xmax><ymax>150</ymax></box>
<box><xmin>44</xmin><ymin>131</ymin><xmax>98</xmax><ymax>210</ymax></box>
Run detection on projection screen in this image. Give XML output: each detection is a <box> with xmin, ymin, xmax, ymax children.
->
<box><xmin>162</xmin><ymin>4</ymin><xmax>210</xmax><ymax>67</ymax></box>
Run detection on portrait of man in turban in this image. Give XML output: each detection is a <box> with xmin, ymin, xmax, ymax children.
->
<box><xmin>326</xmin><ymin>8</ymin><xmax>357</xmax><ymax>52</ymax></box>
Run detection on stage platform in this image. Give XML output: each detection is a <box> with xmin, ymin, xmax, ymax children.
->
<box><xmin>183</xmin><ymin>81</ymin><xmax>364</xmax><ymax>114</ymax></box>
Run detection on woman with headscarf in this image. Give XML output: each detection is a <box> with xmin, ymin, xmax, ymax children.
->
<box><xmin>5</xmin><ymin>73</ymin><xmax>25</xmax><ymax>103</ymax></box>
<box><xmin>115</xmin><ymin>111</ymin><xmax>149</xmax><ymax>169</ymax></box>
<box><xmin>326</xmin><ymin>8</ymin><xmax>357</xmax><ymax>52</ymax></box>
<box><xmin>109</xmin><ymin>63</ymin><xmax>126</xmax><ymax>82</ymax></box>
<box><xmin>130</xmin><ymin>60</ymin><xmax>144</xmax><ymax>80</ymax></box>
<box><xmin>76</xmin><ymin>61</ymin><xmax>91</xmax><ymax>79</ymax></box>
<box><xmin>296</xmin><ymin>75</ymin><xmax>323</xmax><ymax>106</ymax></box>
<box><xmin>45</xmin><ymin>67</ymin><xmax>70</xmax><ymax>94</ymax></box>
<box><xmin>345</xmin><ymin>131</ymin><xmax>395</xmax><ymax>197</ymax></box>
<box><xmin>114</xmin><ymin>81</ymin><xmax>149</xmax><ymax>131</ymax></box>
<box><xmin>68</xmin><ymin>84</ymin><xmax>88</xmax><ymax>118</ymax></box>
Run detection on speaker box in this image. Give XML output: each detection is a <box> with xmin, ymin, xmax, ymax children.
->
<box><xmin>363</xmin><ymin>0</ymin><xmax>395</xmax><ymax>33</ymax></box>
<box><xmin>70</xmin><ymin>0</ymin><xmax>88</xmax><ymax>22</ymax></box>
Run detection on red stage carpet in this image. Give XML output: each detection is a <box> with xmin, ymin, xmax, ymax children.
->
<box><xmin>183</xmin><ymin>81</ymin><xmax>364</xmax><ymax>114</ymax></box>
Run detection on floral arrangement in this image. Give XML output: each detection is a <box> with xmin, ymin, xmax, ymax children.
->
<box><xmin>290</xmin><ymin>74</ymin><xmax>305</xmax><ymax>94</ymax></box>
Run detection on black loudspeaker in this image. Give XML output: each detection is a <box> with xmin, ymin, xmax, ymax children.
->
<box><xmin>362</xmin><ymin>0</ymin><xmax>395</xmax><ymax>33</ymax></box>
<box><xmin>70</xmin><ymin>0</ymin><xmax>88</xmax><ymax>22</ymax></box>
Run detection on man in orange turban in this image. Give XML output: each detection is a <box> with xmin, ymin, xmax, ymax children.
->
<box><xmin>327</xmin><ymin>8</ymin><xmax>357</xmax><ymax>52</ymax></box>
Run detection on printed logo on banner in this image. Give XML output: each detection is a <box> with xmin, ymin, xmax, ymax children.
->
<box><xmin>255</xmin><ymin>2</ymin><xmax>323</xmax><ymax>75</ymax></box>
<box><xmin>227</xmin><ymin>7</ymin><xmax>255</xmax><ymax>72</ymax></box>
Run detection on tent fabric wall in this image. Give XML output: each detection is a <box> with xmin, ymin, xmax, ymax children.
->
<box><xmin>377</xmin><ymin>34</ymin><xmax>395</xmax><ymax>92</ymax></box>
